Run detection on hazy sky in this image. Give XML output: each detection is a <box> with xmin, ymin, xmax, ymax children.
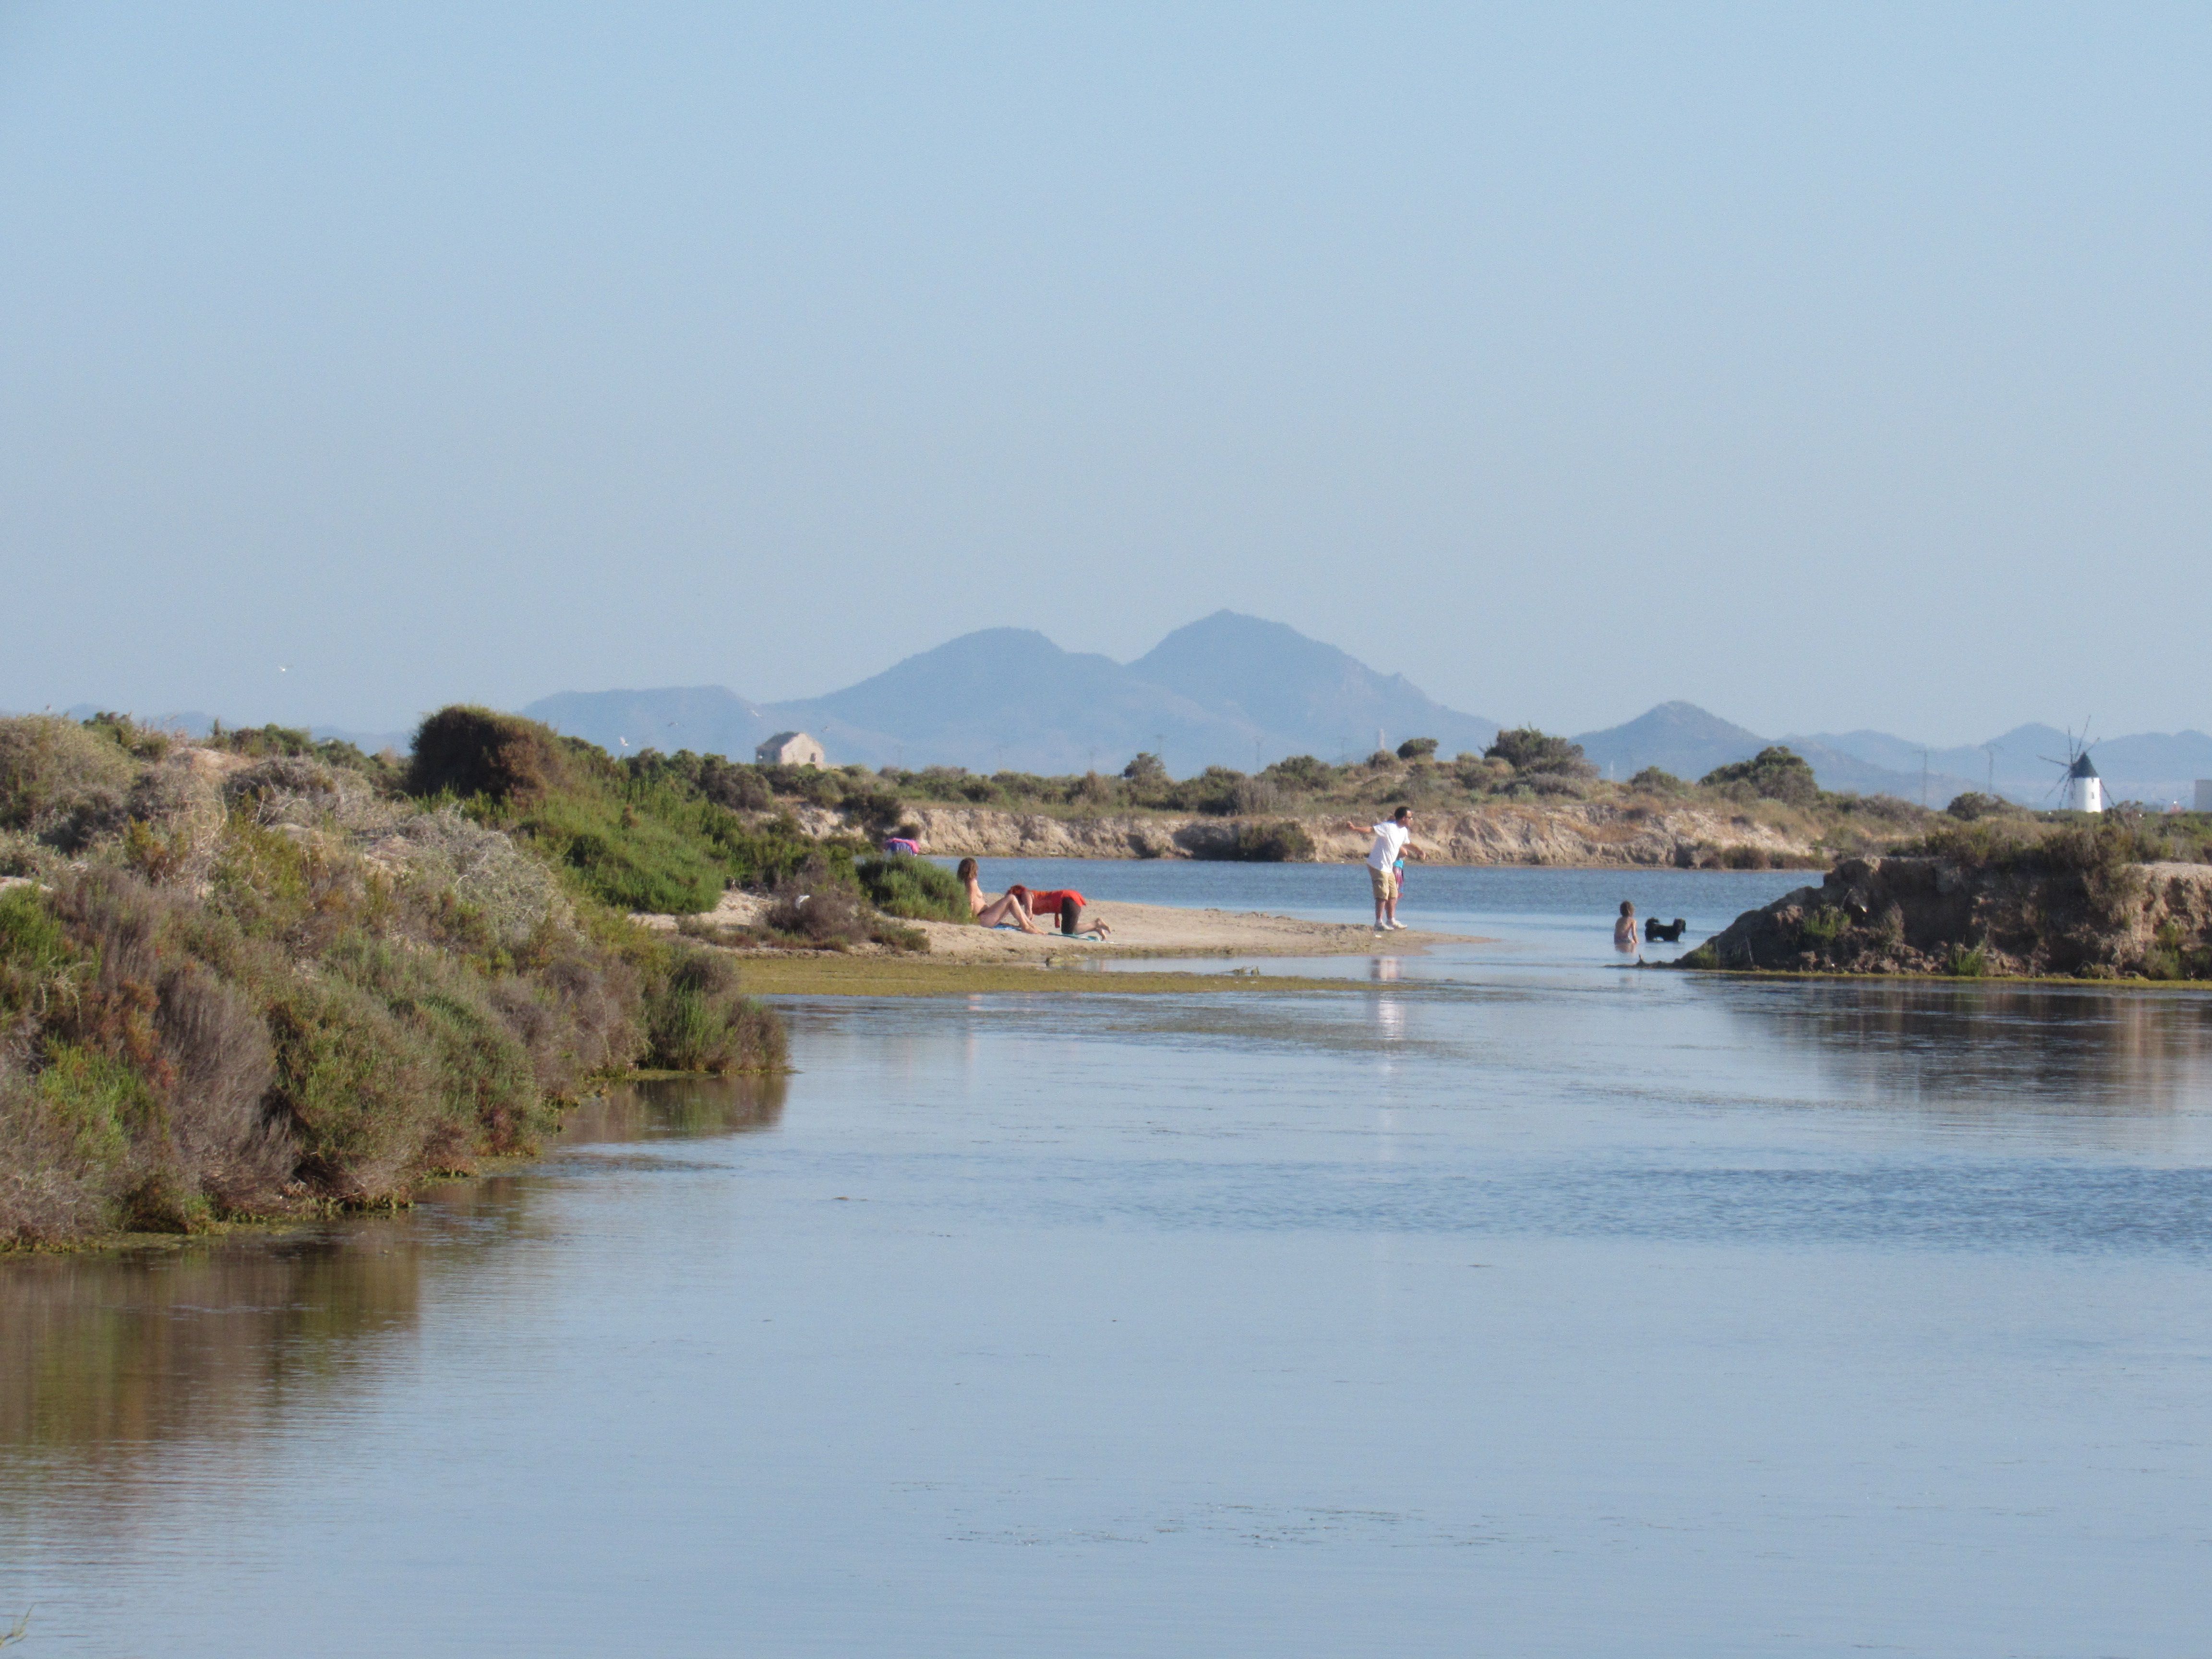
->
<box><xmin>3</xmin><ymin>3</ymin><xmax>2207</xmax><ymax>743</ymax></box>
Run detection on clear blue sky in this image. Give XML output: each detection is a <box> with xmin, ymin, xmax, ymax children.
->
<box><xmin>3</xmin><ymin>3</ymin><xmax>2206</xmax><ymax>742</ymax></box>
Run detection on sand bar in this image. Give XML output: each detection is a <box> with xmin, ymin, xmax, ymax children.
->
<box><xmin>634</xmin><ymin>889</ymin><xmax>1478</xmax><ymax>961</ymax></box>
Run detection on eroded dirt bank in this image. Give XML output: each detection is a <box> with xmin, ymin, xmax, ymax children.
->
<box><xmin>1691</xmin><ymin>856</ymin><xmax>2212</xmax><ymax>979</ymax></box>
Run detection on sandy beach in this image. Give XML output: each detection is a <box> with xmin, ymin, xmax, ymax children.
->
<box><xmin>634</xmin><ymin>888</ymin><xmax>1476</xmax><ymax>960</ymax></box>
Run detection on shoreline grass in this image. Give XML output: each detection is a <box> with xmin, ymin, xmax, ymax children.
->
<box><xmin>732</xmin><ymin>956</ymin><xmax>1363</xmax><ymax>996</ymax></box>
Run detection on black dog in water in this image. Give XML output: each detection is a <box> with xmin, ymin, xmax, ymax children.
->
<box><xmin>1644</xmin><ymin>916</ymin><xmax>1688</xmax><ymax>943</ymax></box>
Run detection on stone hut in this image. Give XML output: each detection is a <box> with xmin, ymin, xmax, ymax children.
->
<box><xmin>756</xmin><ymin>731</ymin><xmax>826</xmax><ymax>768</ymax></box>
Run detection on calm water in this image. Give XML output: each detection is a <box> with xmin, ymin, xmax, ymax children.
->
<box><xmin>5</xmin><ymin>866</ymin><xmax>2212</xmax><ymax>1657</ymax></box>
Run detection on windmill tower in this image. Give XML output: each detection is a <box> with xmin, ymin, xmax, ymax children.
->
<box><xmin>2064</xmin><ymin>751</ymin><xmax>2103</xmax><ymax>814</ymax></box>
<box><xmin>2043</xmin><ymin>726</ymin><xmax>2103</xmax><ymax>814</ymax></box>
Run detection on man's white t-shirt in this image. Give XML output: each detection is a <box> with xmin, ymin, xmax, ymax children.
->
<box><xmin>1367</xmin><ymin>822</ymin><xmax>1410</xmax><ymax>870</ymax></box>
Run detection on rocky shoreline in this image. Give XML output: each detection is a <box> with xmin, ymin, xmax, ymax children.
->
<box><xmin>787</xmin><ymin>802</ymin><xmax>1820</xmax><ymax>869</ymax></box>
<box><xmin>1687</xmin><ymin>854</ymin><xmax>2212</xmax><ymax>980</ymax></box>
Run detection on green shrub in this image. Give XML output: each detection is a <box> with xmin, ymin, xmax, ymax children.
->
<box><xmin>1945</xmin><ymin>942</ymin><xmax>1988</xmax><ymax>978</ymax></box>
<box><xmin>857</xmin><ymin>853</ymin><xmax>967</xmax><ymax>921</ymax></box>
<box><xmin>0</xmin><ymin>885</ymin><xmax>80</xmax><ymax>1027</ymax></box>
<box><xmin>81</xmin><ymin>712</ymin><xmax>173</xmax><ymax>761</ymax></box>
<box><xmin>407</xmin><ymin>706</ymin><xmax>577</xmax><ymax>805</ymax></box>
<box><xmin>325</xmin><ymin>935</ymin><xmax>548</xmax><ymax>1154</ymax></box>
<box><xmin>0</xmin><ymin>1052</ymin><xmax>127</xmax><ymax>1241</ymax></box>
<box><xmin>1944</xmin><ymin>792</ymin><xmax>2016</xmax><ymax>822</ymax></box>
<box><xmin>1487</xmin><ymin>728</ymin><xmax>1595</xmax><ymax>778</ymax></box>
<box><xmin>528</xmin><ymin>792</ymin><xmax>727</xmax><ymax>914</ymax></box>
<box><xmin>1227</xmin><ymin>820</ymin><xmax>1315</xmax><ymax>862</ymax></box>
<box><xmin>1701</xmin><ymin>746</ymin><xmax>1820</xmax><ymax>806</ymax></box>
<box><xmin>1801</xmin><ymin>906</ymin><xmax>1848</xmax><ymax>946</ymax></box>
<box><xmin>1265</xmin><ymin>755</ymin><xmax>1332</xmax><ymax>791</ymax></box>
<box><xmin>1630</xmin><ymin>767</ymin><xmax>1685</xmax><ymax>794</ymax></box>
<box><xmin>30</xmin><ymin>1045</ymin><xmax>141</xmax><ymax>1169</ymax></box>
<box><xmin>262</xmin><ymin>974</ymin><xmax>445</xmax><ymax>1203</ymax></box>
<box><xmin>693</xmin><ymin>809</ymin><xmax>847</xmax><ymax>890</ymax></box>
<box><xmin>644</xmin><ymin>948</ymin><xmax>786</xmax><ymax>1074</ymax></box>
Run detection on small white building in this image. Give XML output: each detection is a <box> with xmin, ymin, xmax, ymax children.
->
<box><xmin>756</xmin><ymin>731</ymin><xmax>826</xmax><ymax>768</ymax></box>
<box><xmin>2064</xmin><ymin>753</ymin><xmax>2103</xmax><ymax>814</ymax></box>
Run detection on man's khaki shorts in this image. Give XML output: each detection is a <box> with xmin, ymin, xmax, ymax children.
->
<box><xmin>1369</xmin><ymin>864</ymin><xmax>1398</xmax><ymax>902</ymax></box>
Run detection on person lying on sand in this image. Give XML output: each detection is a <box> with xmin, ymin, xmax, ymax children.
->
<box><xmin>1010</xmin><ymin>885</ymin><xmax>1112</xmax><ymax>938</ymax></box>
<box><xmin>958</xmin><ymin>858</ymin><xmax>1046</xmax><ymax>932</ymax></box>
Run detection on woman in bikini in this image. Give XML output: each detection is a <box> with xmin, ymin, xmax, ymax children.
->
<box><xmin>958</xmin><ymin>858</ymin><xmax>1046</xmax><ymax>932</ymax></box>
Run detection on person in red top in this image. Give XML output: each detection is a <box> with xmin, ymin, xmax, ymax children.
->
<box><xmin>1008</xmin><ymin>887</ymin><xmax>1111</xmax><ymax>937</ymax></box>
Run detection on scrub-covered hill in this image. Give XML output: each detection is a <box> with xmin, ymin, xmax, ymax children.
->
<box><xmin>0</xmin><ymin>710</ymin><xmax>793</xmax><ymax>1247</ymax></box>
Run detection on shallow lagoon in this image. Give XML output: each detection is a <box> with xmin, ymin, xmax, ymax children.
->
<box><xmin>4</xmin><ymin>866</ymin><xmax>2211</xmax><ymax>1657</ymax></box>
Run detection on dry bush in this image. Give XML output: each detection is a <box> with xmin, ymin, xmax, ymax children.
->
<box><xmin>476</xmin><ymin>924</ymin><xmax>649</xmax><ymax>1103</ymax></box>
<box><xmin>763</xmin><ymin>861</ymin><xmax>869</xmax><ymax>945</ymax></box>
<box><xmin>373</xmin><ymin>807</ymin><xmax>566</xmax><ymax>952</ymax></box>
<box><xmin>1232</xmin><ymin>776</ymin><xmax>1282</xmax><ymax>814</ymax></box>
<box><xmin>222</xmin><ymin>756</ymin><xmax>340</xmax><ymax>822</ymax></box>
<box><xmin>155</xmin><ymin>962</ymin><xmax>293</xmax><ymax>1212</ymax></box>
<box><xmin>46</xmin><ymin>870</ymin><xmax>170</xmax><ymax>1073</ymax></box>
<box><xmin>0</xmin><ymin>717</ymin><xmax>140</xmax><ymax>849</ymax></box>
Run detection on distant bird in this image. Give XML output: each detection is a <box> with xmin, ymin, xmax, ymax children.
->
<box><xmin>278</xmin><ymin>665</ymin><xmax>289</xmax><ymax>673</ymax></box>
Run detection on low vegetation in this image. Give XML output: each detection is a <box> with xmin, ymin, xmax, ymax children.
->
<box><xmin>579</xmin><ymin>729</ymin><xmax>1949</xmax><ymax>866</ymax></box>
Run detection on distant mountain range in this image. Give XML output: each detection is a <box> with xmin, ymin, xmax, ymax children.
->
<box><xmin>1572</xmin><ymin>702</ymin><xmax>2212</xmax><ymax>808</ymax></box>
<box><xmin>53</xmin><ymin>706</ymin><xmax>417</xmax><ymax>757</ymax></box>
<box><xmin>29</xmin><ymin>613</ymin><xmax>2210</xmax><ymax>806</ymax></box>
<box><xmin>526</xmin><ymin>612</ymin><xmax>1501</xmax><ymax>777</ymax></box>
<box><xmin>523</xmin><ymin>614</ymin><xmax>2206</xmax><ymax>804</ymax></box>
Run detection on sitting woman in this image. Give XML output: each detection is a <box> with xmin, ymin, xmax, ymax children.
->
<box><xmin>958</xmin><ymin>858</ymin><xmax>1046</xmax><ymax>932</ymax></box>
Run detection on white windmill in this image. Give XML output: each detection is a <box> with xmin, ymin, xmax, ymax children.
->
<box><xmin>2042</xmin><ymin>725</ymin><xmax>2103</xmax><ymax>814</ymax></box>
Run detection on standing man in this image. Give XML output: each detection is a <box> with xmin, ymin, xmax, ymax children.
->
<box><xmin>1344</xmin><ymin>805</ymin><xmax>1421</xmax><ymax>932</ymax></box>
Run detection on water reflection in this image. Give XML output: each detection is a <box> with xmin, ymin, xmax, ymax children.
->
<box><xmin>558</xmin><ymin>1072</ymin><xmax>787</xmax><ymax>1143</ymax></box>
<box><xmin>0</xmin><ymin>1221</ymin><xmax>430</xmax><ymax>1461</ymax></box>
<box><xmin>1719</xmin><ymin>980</ymin><xmax>2212</xmax><ymax>1113</ymax></box>
<box><xmin>0</xmin><ymin>1074</ymin><xmax>785</xmax><ymax>1471</ymax></box>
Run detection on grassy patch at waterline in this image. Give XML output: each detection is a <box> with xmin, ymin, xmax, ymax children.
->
<box><xmin>731</xmin><ymin>955</ymin><xmax>1358</xmax><ymax>996</ymax></box>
